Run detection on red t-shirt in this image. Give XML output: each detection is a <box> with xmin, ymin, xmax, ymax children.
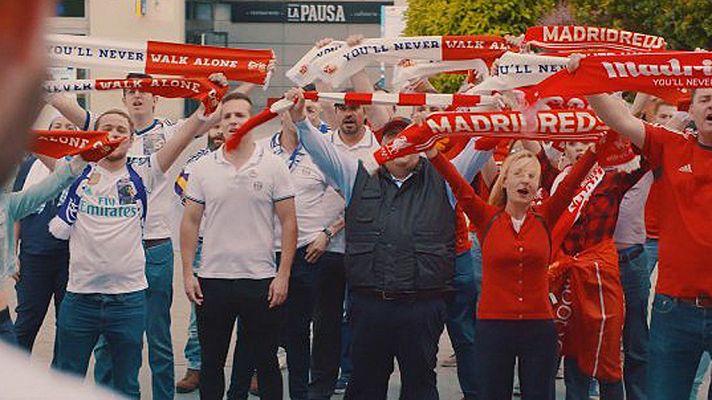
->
<box><xmin>431</xmin><ymin>150</ymin><xmax>596</xmax><ymax>319</ymax></box>
<box><xmin>642</xmin><ymin>123</ymin><xmax>712</xmax><ymax>297</ymax></box>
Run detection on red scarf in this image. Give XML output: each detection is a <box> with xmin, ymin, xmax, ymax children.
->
<box><xmin>374</xmin><ymin>110</ymin><xmax>606</xmax><ymax>164</ymax></box>
<box><xmin>32</xmin><ymin>130</ymin><xmax>124</xmax><ymax>162</ymax></box>
<box><xmin>47</xmin><ymin>35</ymin><xmax>274</xmax><ymax>85</ymax></box>
<box><xmin>44</xmin><ymin>77</ymin><xmax>227</xmax><ymax>115</ymax></box>
<box><xmin>524</xmin><ymin>52</ymin><xmax>710</xmax><ymax>105</ymax></box>
<box><xmin>525</xmin><ymin>26</ymin><xmax>666</xmax><ymax>53</ymax></box>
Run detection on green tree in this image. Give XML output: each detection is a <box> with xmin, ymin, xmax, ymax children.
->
<box><xmin>404</xmin><ymin>0</ymin><xmax>555</xmax><ymax>92</ymax></box>
<box><xmin>567</xmin><ymin>0</ymin><xmax>712</xmax><ymax>50</ymax></box>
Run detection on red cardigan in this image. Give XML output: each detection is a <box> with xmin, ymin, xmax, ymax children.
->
<box><xmin>431</xmin><ymin>151</ymin><xmax>596</xmax><ymax>320</ymax></box>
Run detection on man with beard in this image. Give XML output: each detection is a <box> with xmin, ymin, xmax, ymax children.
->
<box><xmin>49</xmin><ymin>103</ymin><xmax>212</xmax><ymax>398</ymax></box>
<box><xmin>285</xmin><ymin>87</ymin><xmax>492</xmax><ymax>400</ymax></box>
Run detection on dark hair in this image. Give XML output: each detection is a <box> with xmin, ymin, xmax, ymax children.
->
<box><xmin>302</xmin><ymin>83</ymin><xmax>316</xmax><ymax>92</ymax></box>
<box><xmin>126</xmin><ymin>72</ymin><xmax>153</xmax><ymax>80</ymax></box>
<box><xmin>94</xmin><ymin>109</ymin><xmax>135</xmax><ymax>132</ymax></box>
<box><xmin>221</xmin><ymin>91</ymin><xmax>253</xmax><ymax>107</ymax></box>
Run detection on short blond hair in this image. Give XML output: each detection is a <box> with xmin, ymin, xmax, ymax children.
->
<box><xmin>488</xmin><ymin>149</ymin><xmax>541</xmax><ymax>208</ymax></box>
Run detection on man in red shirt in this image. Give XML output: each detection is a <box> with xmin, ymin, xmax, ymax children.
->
<box><xmin>578</xmin><ymin>60</ymin><xmax>712</xmax><ymax>397</ymax></box>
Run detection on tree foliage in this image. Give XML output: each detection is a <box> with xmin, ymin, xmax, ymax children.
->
<box><xmin>404</xmin><ymin>0</ymin><xmax>555</xmax><ymax>92</ymax></box>
<box><xmin>568</xmin><ymin>0</ymin><xmax>712</xmax><ymax>50</ymax></box>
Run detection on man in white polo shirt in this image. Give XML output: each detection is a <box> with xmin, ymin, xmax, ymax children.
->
<box><xmin>49</xmin><ymin>104</ymin><xmax>208</xmax><ymax>399</ymax></box>
<box><xmin>181</xmin><ymin>92</ymin><xmax>297</xmax><ymax>400</ymax></box>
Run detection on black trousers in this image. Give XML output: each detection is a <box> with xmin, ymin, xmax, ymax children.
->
<box><xmin>475</xmin><ymin>319</ymin><xmax>559</xmax><ymax>400</ymax></box>
<box><xmin>196</xmin><ymin>278</ymin><xmax>284</xmax><ymax>400</ymax></box>
<box><xmin>343</xmin><ymin>293</ymin><xmax>446</xmax><ymax>400</ymax></box>
<box><xmin>308</xmin><ymin>252</ymin><xmax>346</xmax><ymax>400</ymax></box>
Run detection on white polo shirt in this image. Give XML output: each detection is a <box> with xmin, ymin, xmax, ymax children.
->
<box><xmin>64</xmin><ymin>154</ymin><xmax>164</xmax><ymax>294</ymax></box>
<box><xmin>259</xmin><ymin>133</ymin><xmax>345</xmax><ymax>253</ymax></box>
<box><xmin>185</xmin><ymin>145</ymin><xmax>295</xmax><ymax>279</ymax></box>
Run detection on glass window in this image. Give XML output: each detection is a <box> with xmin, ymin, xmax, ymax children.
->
<box><xmin>55</xmin><ymin>0</ymin><xmax>85</xmax><ymax>17</ymax></box>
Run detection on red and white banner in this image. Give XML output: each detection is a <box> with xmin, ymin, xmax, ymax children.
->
<box><xmin>43</xmin><ymin>77</ymin><xmax>227</xmax><ymax>115</ymax></box>
<box><xmin>32</xmin><ymin>130</ymin><xmax>124</xmax><ymax>162</ymax></box>
<box><xmin>312</xmin><ymin>35</ymin><xmax>515</xmax><ymax>86</ymax></box>
<box><xmin>47</xmin><ymin>34</ymin><xmax>275</xmax><ymax>85</ymax></box>
<box><xmin>525</xmin><ymin>52</ymin><xmax>712</xmax><ymax>105</ymax></box>
<box><xmin>302</xmin><ymin>91</ymin><xmax>498</xmax><ymax>108</ymax></box>
<box><xmin>525</xmin><ymin>26</ymin><xmax>666</xmax><ymax>53</ymax></box>
<box><xmin>551</xmin><ymin>165</ymin><xmax>606</xmax><ymax>248</ymax></box>
<box><xmin>374</xmin><ymin>110</ymin><xmax>606</xmax><ymax>164</ymax></box>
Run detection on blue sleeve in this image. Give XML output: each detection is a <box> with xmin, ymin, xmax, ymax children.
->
<box><xmin>296</xmin><ymin>119</ymin><xmax>359</xmax><ymax>205</ymax></box>
<box><xmin>445</xmin><ymin>139</ymin><xmax>492</xmax><ymax>207</ymax></box>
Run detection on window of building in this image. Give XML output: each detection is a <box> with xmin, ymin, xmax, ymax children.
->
<box><xmin>55</xmin><ymin>0</ymin><xmax>85</xmax><ymax>18</ymax></box>
<box><xmin>187</xmin><ymin>2</ymin><xmax>214</xmax><ymax>21</ymax></box>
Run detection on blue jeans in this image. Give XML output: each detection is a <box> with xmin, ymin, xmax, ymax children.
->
<box><xmin>690</xmin><ymin>352</ymin><xmax>711</xmax><ymax>400</ymax></box>
<box><xmin>183</xmin><ymin>238</ymin><xmax>203</xmax><ymax>371</ymax></box>
<box><xmin>644</xmin><ymin>238</ymin><xmax>658</xmax><ymax>274</ymax></box>
<box><xmin>56</xmin><ymin>291</ymin><xmax>145</xmax><ymax>399</ymax></box>
<box><xmin>565</xmin><ymin>357</ymin><xmax>624</xmax><ymax>400</ymax></box>
<box><xmin>14</xmin><ymin>251</ymin><xmax>68</xmax><ymax>356</ymax></box>
<box><xmin>618</xmin><ymin>245</ymin><xmax>650</xmax><ymax>400</ymax></box>
<box><xmin>445</xmin><ymin>248</ymin><xmax>480</xmax><ymax>400</ymax></box>
<box><xmin>95</xmin><ymin>240</ymin><xmax>175</xmax><ymax>400</ymax></box>
<box><xmin>648</xmin><ymin>294</ymin><xmax>712</xmax><ymax>400</ymax></box>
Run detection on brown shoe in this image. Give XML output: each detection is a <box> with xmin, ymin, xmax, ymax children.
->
<box><xmin>249</xmin><ymin>373</ymin><xmax>259</xmax><ymax>396</ymax></box>
<box><xmin>176</xmin><ymin>369</ymin><xmax>200</xmax><ymax>393</ymax></box>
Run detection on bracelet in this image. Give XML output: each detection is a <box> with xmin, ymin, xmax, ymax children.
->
<box><xmin>322</xmin><ymin>227</ymin><xmax>334</xmax><ymax>241</ymax></box>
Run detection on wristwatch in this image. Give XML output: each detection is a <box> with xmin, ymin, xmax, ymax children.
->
<box><xmin>322</xmin><ymin>227</ymin><xmax>334</xmax><ymax>241</ymax></box>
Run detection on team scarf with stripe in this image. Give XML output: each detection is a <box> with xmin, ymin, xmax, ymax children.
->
<box><xmin>287</xmin><ymin>40</ymin><xmax>346</xmax><ymax>87</ymax></box>
<box><xmin>47</xmin><ymin>34</ymin><xmax>275</xmax><ymax>85</ymax></box>
<box><xmin>524</xmin><ymin>52</ymin><xmax>710</xmax><ymax>106</ymax></box>
<box><xmin>306</xmin><ymin>35</ymin><xmax>515</xmax><ymax>87</ymax></box>
<box><xmin>524</xmin><ymin>25</ymin><xmax>667</xmax><ymax>53</ymax></box>
<box><xmin>31</xmin><ymin>130</ymin><xmax>124</xmax><ymax>162</ymax></box>
<box><xmin>224</xmin><ymin>91</ymin><xmax>499</xmax><ymax>151</ymax></box>
<box><xmin>43</xmin><ymin>77</ymin><xmax>227</xmax><ymax>115</ymax></box>
<box><xmin>392</xmin><ymin>59</ymin><xmax>490</xmax><ymax>91</ymax></box>
<box><xmin>550</xmin><ymin>163</ymin><xmax>607</xmax><ymax>250</ymax></box>
<box><xmin>469</xmin><ymin>52</ymin><xmax>569</xmax><ymax>93</ymax></box>
<box><xmin>373</xmin><ymin>110</ymin><xmax>606</xmax><ymax>164</ymax></box>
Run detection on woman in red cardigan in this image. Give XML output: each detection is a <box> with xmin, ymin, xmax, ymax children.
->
<box><xmin>425</xmin><ymin>145</ymin><xmax>597</xmax><ymax>400</ymax></box>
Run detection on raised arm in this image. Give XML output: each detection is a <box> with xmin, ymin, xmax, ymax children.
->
<box><xmin>539</xmin><ymin>149</ymin><xmax>596</xmax><ymax>226</ymax></box>
<box><xmin>427</xmin><ymin>149</ymin><xmax>492</xmax><ymax>231</ymax></box>
<box><xmin>346</xmin><ymin>35</ymin><xmax>391</xmax><ymax>132</ymax></box>
<box><xmin>287</xmin><ymin>88</ymin><xmax>360</xmax><ymax>205</ymax></box>
<box><xmin>48</xmin><ymin>94</ymin><xmax>92</xmax><ymax>131</ymax></box>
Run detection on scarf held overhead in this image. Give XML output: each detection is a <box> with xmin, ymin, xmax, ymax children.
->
<box><xmin>312</xmin><ymin>35</ymin><xmax>515</xmax><ymax>86</ymax></box>
<box><xmin>373</xmin><ymin>110</ymin><xmax>606</xmax><ymax>164</ymax></box>
<box><xmin>525</xmin><ymin>52</ymin><xmax>712</xmax><ymax>104</ymax></box>
<box><xmin>47</xmin><ymin>34</ymin><xmax>275</xmax><ymax>85</ymax></box>
<box><xmin>225</xmin><ymin>92</ymin><xmax>499</xmax><ymax>150</ymax></box>
<box><xmin>43</xmin><ymin>77</ymin><xmax>227</xmax><ymax>115</ymax></box>
<box><xmin>525</xmin><ymin>25</ymin><xmax>666</xmax><ymax>53</ymax></box>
